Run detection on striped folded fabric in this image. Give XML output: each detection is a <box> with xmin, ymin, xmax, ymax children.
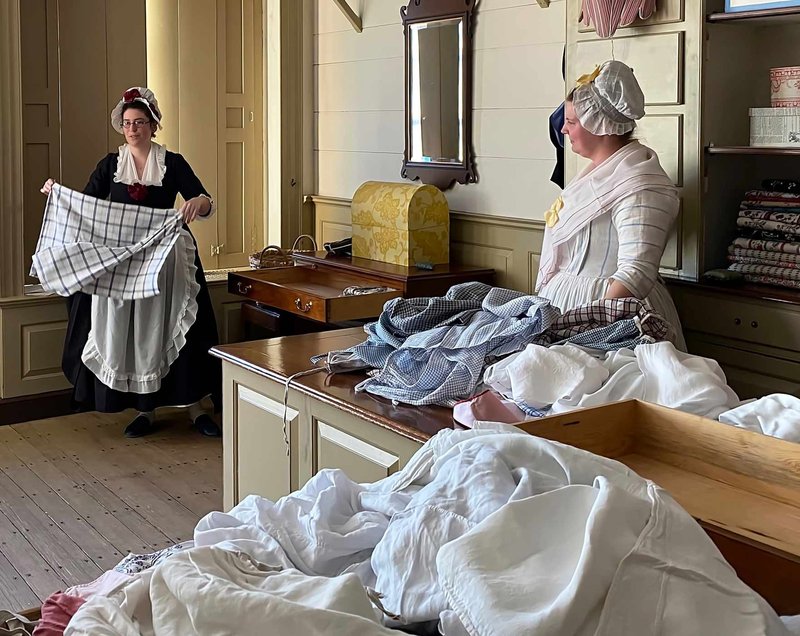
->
<box><xmin>728</xmin><ymin>262</ymin><xmax>800</xmax><ymax>282</ymax></box>
<box><xmin>736</xmin><ymin>217</ymin><xmax>800</xmax><ymax>237</ymax></box>
<box><xmin>738</xmin><ymin>273</ymin><xmax>800</xmax><ymax>290</ymax></box>
<box><xmin>743</xmin><ymin>189</ymin><xmax>800</xmax><ymax>208</ymax></box>
<box><xmin>728</xmin><ymin>256</ymin><xmax>800</xmax><ymax>269</ymax></box>
<box><xmin>728</xmin><ymin>246</ymin><xmax>800</xmax><ymax>264</ymax></box>
<box><xmin>732</xmin><ymin>237</ymin><xmax>800</xmax><ymax>254</ymax></box>
<box><xmin>739</xmin><ymin>207</ymin><xmax>800</xmax><ymax>226</ymax></box>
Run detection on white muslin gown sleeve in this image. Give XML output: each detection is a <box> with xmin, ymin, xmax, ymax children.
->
<box><xmin>610</xmin><ymin>188</ymin><xmax>678</xmax><ymax>299</ymax></box>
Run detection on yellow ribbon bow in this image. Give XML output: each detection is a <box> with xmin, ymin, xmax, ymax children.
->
<box><xmin>575</xmin><ymin>65</ymin><xmax>601</xmax><ymax>87</ymax></box>
<box><xmin>544</xmin><ymin>196</ymin><xmax>563</xmax><ymax>228</ymax></box>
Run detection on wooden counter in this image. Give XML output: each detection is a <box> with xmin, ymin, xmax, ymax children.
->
<box><xmin>212</xmin><ymin>328</ymin><xmax>455</xmax><ymax>443</ymax></box>
<box><xmin>211</xmin><ymin>328</ymin><xmax>453</xmax><ymax>509</ymax></box>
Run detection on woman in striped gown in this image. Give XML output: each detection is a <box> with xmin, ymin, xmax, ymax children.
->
<box><xmin>536</xmin><ymin>60</ymin><xmax>686</xmax><ymax>350</ymax></box>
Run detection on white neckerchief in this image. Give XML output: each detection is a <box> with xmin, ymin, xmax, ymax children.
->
<box><xmin>113</xmin><ymin>142</ymin><xmax>167</xmax><ymax>187</ymax></box>
<box><xmin>536</xmin><ymin>142</ymin><xmax>676</xmax><ymax>291</ymax></box>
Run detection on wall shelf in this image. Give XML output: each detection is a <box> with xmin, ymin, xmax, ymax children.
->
<box><xmin>706</xmin><ymin>145</ymin><xmax>800</xmax><ymax>156</ymax></box>
<box><xmin>707</xmin><ymin>7</ymin><xmax>800</xmax><ymax>24</ymax></box>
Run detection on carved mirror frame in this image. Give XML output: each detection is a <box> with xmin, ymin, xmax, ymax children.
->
<box><xmin>401</xmin><ymin>0</ymin><xmax>477</xmax><ymax>191</ymax></box>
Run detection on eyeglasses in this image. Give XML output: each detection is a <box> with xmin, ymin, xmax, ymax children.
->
<box><xmin>121</xmin><ymin>119</ymin><xmax>151</xmax><ymax>129</ymax></box>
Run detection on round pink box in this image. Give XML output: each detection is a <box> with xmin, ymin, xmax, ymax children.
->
<box><xmin>771</xmin><ymin>66</ymin><xmax>800</xmax><ymax>108</ymax></box>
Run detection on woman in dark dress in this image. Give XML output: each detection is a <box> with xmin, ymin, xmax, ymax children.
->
<box><xmin>41</xmin><ymin>86</ymin><xmax>221</xmax><ymax>438</ymax></box>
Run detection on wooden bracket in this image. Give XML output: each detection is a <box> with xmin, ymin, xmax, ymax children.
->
<box><xmin>536</xmin><ymin>0</ymin><xmax>551</xmax><ymax>7</ymax></box>
<box><xmin>331</xmin><ymin>0</ymin><xmax>362</xmax><ymax>33</ymax></box>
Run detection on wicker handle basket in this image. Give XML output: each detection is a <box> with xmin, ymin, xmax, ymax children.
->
<box><xmin>248</xmin><ymin>234</ymin><xmax>318</xmax><ymax>269</ymax></box>
<box><xmin>289</xmin><ymin>234</ymin><xmax>318</xmax><ymax>254</ymax></box>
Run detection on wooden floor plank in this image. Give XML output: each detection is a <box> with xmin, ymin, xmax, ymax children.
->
<box><xmin>20</xmin><ymin>424</ymin><xmax>203</xmax><ymax>543</ymax></box>
<box><xmin>0</xmin><ymin>507</ymin><xmax>63</xmax><ymax>601</ymax></box>
<box><xmin>0</xmin><ymin>409</ymin><xmax>222</xmax><ymax>612</ymax></box>
<box><xmin>79</xmin><ymin>412</ymin><xmax>222</xmax><ymax>517</ymax></box>
<box><xmin>0</xmin><ymin>546</ymin><xmax>40</xmax><ymax>609</ymax></box>
<box><xmin>29</xmin><ymin>414</ymin><xmax>215</xmax><ymax>520</ymax></box>
<box><xmin>0</xmin><ymin>427</ymin><xmax>154</xmax><ymax>555</ymax></box>
<box><xmin>0</xmin><ymin>469</ymin><xmax>103</xmax><ymax>584</ymax></box>
<box><xmin>0</xmin><ymin>448</ymin><xmax>123</xmax><ymax>570</ymax></box>
<box><xmin>15</xmin><ymin>426</ymin><xmax>174</xmax><ymax>551</ymax></box>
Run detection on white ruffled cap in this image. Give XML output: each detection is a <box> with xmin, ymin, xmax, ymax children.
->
<box><xmin>572</xmin><ymin>61</ymin><xmax>645</xmax><ymax>136</ymax></box>
<box><xmin>110</xmin><ymin>87</ymin><xmax>163</xmax><ymax>134</ymax></box>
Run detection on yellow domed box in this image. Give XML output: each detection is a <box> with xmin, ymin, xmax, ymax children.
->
<box><xmin>350</xmin><ymin>181</ymin><xmax>450</xmax><ymax>267</ymax></box>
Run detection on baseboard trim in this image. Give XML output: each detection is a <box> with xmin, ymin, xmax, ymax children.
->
<box><xmin>0</xmin><ymin>388</ymin><xmax>74</xmax><ymax>426</ymax></box>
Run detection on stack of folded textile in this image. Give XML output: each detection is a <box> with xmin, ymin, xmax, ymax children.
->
<box><xmin>727</xmin><ymin>184</ymin><xmax>800</xmax><ymax>290</ymax></box>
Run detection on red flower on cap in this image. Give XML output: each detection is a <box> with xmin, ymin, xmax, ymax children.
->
<box><xmin>123</xmin><ymin>88</ymin><xmax>142</xmax><ymax>103</ymax></box>
<box><xmin>127</xmin><ymin>183</ymin><xmax>148</xmax><ymax>202</ymax></box>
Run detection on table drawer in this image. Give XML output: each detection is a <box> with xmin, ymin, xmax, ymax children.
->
<box><xmin>228</xmin><ymin>266</ymin><xmax>401</xmax><ymax>323</ymax></box>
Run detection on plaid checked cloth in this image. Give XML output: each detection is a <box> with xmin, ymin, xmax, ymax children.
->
<box><xmin>31</xmin><ymin>184</ymin><xmax>183</xmax><ymax>299</ymax></box>
<box><xmin>546</xmin><ymin>297</ymin><xmax>669</xmax><ymax>350</ymax></box>
<box><xmin>315</xmin><ymin>283</ymin><xmax>670</xmax><ymax>407</ymax></box>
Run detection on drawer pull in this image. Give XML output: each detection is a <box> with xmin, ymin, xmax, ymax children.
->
<box><xmin>237</xmin><ymin>282</ymin><xmax>252</xmax><ymax>294</ymax></box>
<box><xmin>733</xmin><ymin>317</ymin><xmax>741</xmax><ymax>326</ymax></box>
<box><xmin>295</xmin><ymin>298</ymin><xmax>313</xmax><ymax>313</ymax></box>
<box><xmin>751</xmin><ymin>320</ymin><xmax>759</xmax><ymax>328</ymax></box>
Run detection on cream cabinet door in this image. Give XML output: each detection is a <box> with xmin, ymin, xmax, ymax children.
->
<box><xmin>310</xmin><ymin>402</ymin><xmax>423</xmax><ymax>484</ymax></box>
<box><xmin>234</xmin><ymin>385</ymin><xmax>297</xmax><ymax>503</ymax></box>
<box><xmin>222</xmin><ymin>362</ymin><xmax>304</xmax><ymax>509</ymax></box>
<box><xmin>685</xmin><ymin>335</ymin><xmax>800</xmax><ymax>400</ymax></box>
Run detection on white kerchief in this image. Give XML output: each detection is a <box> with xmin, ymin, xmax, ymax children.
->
<box><xmin>114</xmin><ymin>142</ymin><xmax>167</xmax><ymax>186</ymax></box>
<box><xmin>536</xmin><ymin>142</ymin><xmax>676</xmax><ymax>291</ymax></box>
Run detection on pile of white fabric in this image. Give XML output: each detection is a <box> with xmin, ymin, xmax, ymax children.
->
<box><xmin>67</xmin><ymin>426</ymin><xmax>790</xmax><ymax>635</ymax></box>
<box><xmin>719</xmin><ymin>394</ymin><xmax>800</xmax><ymax>443</ymax></box>
<box><xmin>484</xmin><ymin>340</ymin><xmax>741</xmax><ymax>419</ymax></box>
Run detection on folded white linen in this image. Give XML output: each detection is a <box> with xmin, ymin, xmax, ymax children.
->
<box><xmin>718</xmin><ymin>393</ymin><xmax>800</xmax><ymax>442</ymax></box>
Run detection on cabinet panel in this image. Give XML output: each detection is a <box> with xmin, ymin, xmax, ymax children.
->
<box><xmin>673</xmin><ymin>288</ymin><xmax>800</xmax><ymax>352</ymax></box>
<box><xmin>0</xmin><ymin>298</ymin><xmax>70</xmax><ymax>398</ymax></box>
<box><xmin>573</xmin><ymin>32</ymin><xmax>684</xmax><ymax>105</ymax></box>
<box><xmin>310</xmin><ymin>402</ymin><xmax>423</xmax><ymax>483</ymax></box>
<box><xmin>317</xmin><ymin>421</ymin><xmax>400</xmax><ymax>483</ymax></box>
<box><xmin>235</xmin><ymin>385</ymin><xmax>297</xmax><ymax>503</ymax></box>
<box><xmin>685</xmin><ymin>334</ymin><xmax>800</xmax><ymax>400</ymax></box>
<box><xmin>637</xmin><ymin>114</ymin><xmax>683</xmax><ymax>186</ymax></box>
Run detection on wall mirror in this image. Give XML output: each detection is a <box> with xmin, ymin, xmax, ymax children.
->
<box><xmin>401</xmin><ymin>0</ymin><xmax>477</xmax><ymax>190</ymax></box>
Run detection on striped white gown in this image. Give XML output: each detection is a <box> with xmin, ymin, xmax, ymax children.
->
<box><xmin>538</xmin><ymin>188</ymin><xmax>687</xmax><ymax>351</ymax></box>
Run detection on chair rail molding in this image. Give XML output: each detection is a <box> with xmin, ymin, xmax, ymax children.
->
<box><xmin>0</xmin><ymin>0</ymin><xmax>25</xmax><ymax>298</ymax></box>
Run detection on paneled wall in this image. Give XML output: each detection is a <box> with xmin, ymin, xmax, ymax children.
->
<box><xmin>20</xmin><ymin>0</ymin><xmax>147</xmax><ymax>281</ymax></box>
<box><xmin>0</xmin><ymin>296</ymin><xmax>70</xmax><ymax>399</ymax></box>
<box><xmin>147</xmin><ymin>0</ymin><xmax>264</xmax><ymax>270</ymax></box>
<box><xmin>314</xmin><ymin>0</ymin><xmax>566</xmax><ymax>222</ymax></box>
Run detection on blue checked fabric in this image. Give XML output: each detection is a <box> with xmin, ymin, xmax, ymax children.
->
<box><xmin>317</xmin><ymin>283</ymin><xmax>670</xmax><ymax>407</ymax></box>
<box><xmin>31</xmin><ymin>184</ymin><xmax>183</xmax><ymax>299</ymax></box>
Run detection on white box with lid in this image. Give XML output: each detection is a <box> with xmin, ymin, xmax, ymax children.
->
<box><xmin>749</xmin><ymin>107</ymin><xmax>800</xmax><ymax>147</ymax></box>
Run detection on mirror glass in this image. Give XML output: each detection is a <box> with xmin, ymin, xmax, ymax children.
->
<box><xmin>408</xmin><ymin>18</ymin><xmax>464</xmax><ymax>165</ymax></box>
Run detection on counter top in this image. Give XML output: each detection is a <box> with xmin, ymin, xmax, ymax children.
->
<box><xmin>666</xmin><ymin>278</ymin><xmax>800</xmax><ymax>306</ymax></box>
<box><xmin>210</xmin><ymin>328</ymin><xmax>455</xmax><ymax>443</ymax></box>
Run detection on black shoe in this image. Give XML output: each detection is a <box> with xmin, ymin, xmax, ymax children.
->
<box><xmin>194</xmin><ymin>414</ymin><xmax>221</xmax><ymax>437</ymax></box>
<box><xmin>124</xmin><ymin>415</ymin><xmax>154</xmax><ymax>438</ymax></box>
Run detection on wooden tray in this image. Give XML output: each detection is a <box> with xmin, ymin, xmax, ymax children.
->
<box><xmin>228</xmin><ymin>266</ymin><xmax>402</xmax><ymax>323</ymax></box>
<box><xmin>518</xmin><ymin>400</ymin><xmax>800</xmax><ymax>615</ymax></box>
